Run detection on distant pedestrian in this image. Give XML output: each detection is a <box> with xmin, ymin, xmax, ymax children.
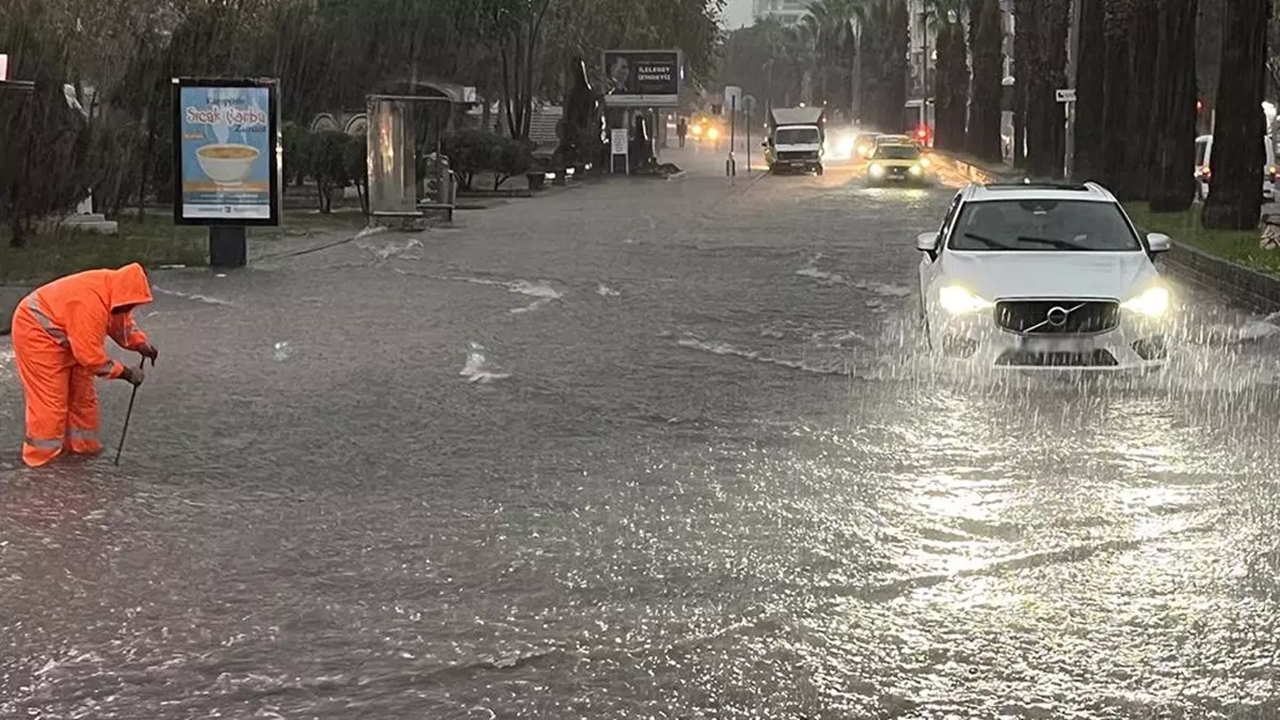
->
<box><xmin>677</xmin><ymin>117</ymin><xmax>687</xmax><ymax>147</ymax></box>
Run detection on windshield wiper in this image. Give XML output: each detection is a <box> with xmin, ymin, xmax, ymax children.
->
<box><xmin>1016</xmin><ymin>235</ymin><xmax>1089</xmax><ymax>250</ymax></box>
<box><xmin>961</xmin><ymin>231</ymin><xmax>1016</xmax><ymax>250</ymax></box>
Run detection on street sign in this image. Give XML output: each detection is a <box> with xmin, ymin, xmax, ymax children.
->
<box><xmin>1056</xmin><ymin>88</ymin><xmax>1076</xmax><ymax>103</ymax></box>
<box><xmin>610</xmin><ymin>128</ymin><xmax>628</xmax><ymax>154</ymax></box>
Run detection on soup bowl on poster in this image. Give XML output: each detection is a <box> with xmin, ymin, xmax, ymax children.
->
<box><xmin>196</xmin><ymin>143</ymin><xmax>260</xmax><ymax>184</ymax></box>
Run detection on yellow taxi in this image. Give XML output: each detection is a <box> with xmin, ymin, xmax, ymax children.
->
<box><xmin>866</xmin><ymin>138</ymin><xmax>931</xmax><ymax>185</ymax></box>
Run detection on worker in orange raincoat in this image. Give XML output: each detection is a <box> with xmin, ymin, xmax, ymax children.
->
<box><xmin>10</xmin><ymin>263</ymin><xmax>157</xmax><ymax>467</ymax></box>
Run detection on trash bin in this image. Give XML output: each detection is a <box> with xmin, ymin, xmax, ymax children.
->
<box><xmin>434</xmin><ymin>154</ymin><xmax>455</xmax><ymax>204</ymax></box>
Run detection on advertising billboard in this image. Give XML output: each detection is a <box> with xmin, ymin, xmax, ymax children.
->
<box><xmin>601</xmin><ymin>50</ymin><xmax>682</xmax><ymax>107</ymax></box>
<box><xmin>172</xmin><ymin>78</ymin><xmax>281</xmax><ymax>226</ymax></box>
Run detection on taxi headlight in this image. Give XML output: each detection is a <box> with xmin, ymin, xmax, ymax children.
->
<box><xmin>910</xmin><ymin>164</ymin><xmax>923</xmax><ymax>175</ymax></box>
<box><xmin>706</xmin><ymin>127</ymin><xmax>720</xmax><ymax>140</ymax></box>
<box><xmin>1121</xmin><ymin>286</ymin><xmax>1170</xmax><ymax>316</ymax></box>
<box><xmin>938</xmin><ymin>285</ymin><xmax>993</xmax><ymax>314</ymax></box>
<box><xmin>870</xmin><ymin>163</ymin><xmax>885</xmax><ymax>177</ymax></box>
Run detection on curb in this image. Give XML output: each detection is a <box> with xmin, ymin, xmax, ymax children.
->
<box><xmin>1158</xmin><ymin>242</ymin><xmax>1280</xmax><ymax>312</ymax></box>
<box><xmin>932</xmin><ymin>150</ymin><xmax>1020</xmax><ymax>184</ymax></box>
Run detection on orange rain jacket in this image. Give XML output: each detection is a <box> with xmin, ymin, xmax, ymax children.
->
<box><xmin>10</xmin><ymin>263</ymin><xmax>154</xmax><ymax>467</ymax></box>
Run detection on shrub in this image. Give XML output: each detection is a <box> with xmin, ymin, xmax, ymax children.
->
<box><xmin>308</xmin><ymin>129</ymin><xmax>352</xmax><ymax>213</ymax></box>
<box><xmin>0</xmin><ymin>64</ymin><xmax>95</xmax><ymax>247</ymax></box>
<box><xmin>440</xmin><ymin>128</ymin><xmax>499</xmax><ymax>191</ymax></box>
<box><xmin>491</xmin><ymin>137</ymin><xmax>536</xmax><ymax>190</ymax></box>
<box><xmin>343</xmin><ymin>133</ymin><xmax>369</xmax><ymax>215</ymax></box>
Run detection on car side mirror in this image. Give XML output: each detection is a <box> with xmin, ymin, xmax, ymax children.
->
<box><xmin>916</xmin><ymin>231</ymin><xmax>939</xmax><ymax>253</ymax></box>
<box><xmin>1146</xmin><ymin>232</ymin><xmax>1172</xmax><ymax>254</ymax></box>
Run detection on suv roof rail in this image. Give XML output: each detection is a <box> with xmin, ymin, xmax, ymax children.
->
<box><xmin>983</xmin><ymin>178</ymin><xmax>1091</xmax><ymax>191</ymax></box>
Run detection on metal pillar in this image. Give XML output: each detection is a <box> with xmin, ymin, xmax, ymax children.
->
<box><xmin>1065</xmin><ymin>0</ymin><xmax>1082</xmax><ymax>178</ymax></box>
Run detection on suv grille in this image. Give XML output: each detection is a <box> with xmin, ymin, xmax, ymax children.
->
<box><xmin>995</xmin><ymin>299</ymin><xmax>1120</xmax><ymax>335</ymax></box>
<box><xmin>996</xmin><ymin>349</ymin><xmax>1118</xmax><ymax>367</ymax></box>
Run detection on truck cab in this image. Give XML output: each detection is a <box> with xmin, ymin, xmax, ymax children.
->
<box><xmin>764</xmin><ymin>107</ymin><xmax>826</xmax><ymax>175</ymax></box>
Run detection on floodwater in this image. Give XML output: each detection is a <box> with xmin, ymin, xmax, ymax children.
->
<box><xmin>3</xmin><ymin>150</ymin><xmax>1280</xmax><ymax>718</ymax></box>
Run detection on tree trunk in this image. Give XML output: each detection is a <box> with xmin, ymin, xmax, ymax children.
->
<box><xmin>881</xmin><ymin>1</ymin><xmax>910</xmax><ymax>133</ymax></box>
<box><xmin>1119</xmin><ymin>0</ymin><xmax>1159</xmax><ymax>199</ymax></box>
<box><xmin>934</xmin><ymin>20</ymin><xmax>970</xmax><ymax>152</ymax></box>
<box><xmin>1099</xmin><ymin>0</ymin><xmax>1133</xmax><ymax>192</ymax></box>
<box><xmin>967</xmin><ymin>0</ymin><xmax>1004</xmax><ymax>161</ymax></box>
<box><xmin>1203</xmin><ymin>0</ymin><xmax>1270</xmax><ymax>229</ymax></box>
<box><xmin>1012</xmin><ymin>0</ymin><xmax>1031</xmax><ymax>168</ymax></box>
<box><xmin>1072</xmin><ymin>0</ymin><xmax>1106</xmax><ymax>181</ymax></box>
<box><xmin>1147</xmin><ymin>0</ymin><xmax>1199</xmax><ymax>212</ymax></box>
<box><xmin>1023</xmin><ymin>0</ymin><xmax>1070</xmax><ymax>178</ymax></box>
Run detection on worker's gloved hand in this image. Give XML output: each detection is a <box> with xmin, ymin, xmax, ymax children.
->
<box><xmin>121</xmin><ymin>364</ymin><xmax>146</xmax><ymax>387</ymax></box>
<box><xmin>137</xmin><ymin>343</ymin><xmax>158</xmax><ymax>366</ymax></box>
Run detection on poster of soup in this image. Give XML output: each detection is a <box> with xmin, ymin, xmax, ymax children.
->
<box><xmin>177</xmin><ymin>84</ymin><xmax>276</xmax><ymax>222</ymax></box>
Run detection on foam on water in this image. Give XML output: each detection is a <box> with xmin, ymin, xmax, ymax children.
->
<box><xmin>795</xmin><ymin>263</ymin><xmax>912</xmax><ymax>298</ymax></box>
<box><xmin>676</xmin><ymin>336</ymin><xmax>851</xmax><ymax>376</ymax></box>
<box><xmin>151</xmin><ymin>286</ymin><xmax>235</xmax><ymax>306</ymax></box>
<box><xmin>596</xmin><ymin>284</ymin><xmax>620</xmax><ymax>297</ymax></box>
<box><xmin>361</xmin><ymin>236</ymin><xmax>421</xmax><ymax>262</ymax></box>
<box><xmin>460</xmin><ymin>342</ymin><xmax>510</xmax><ymax>383</ymax></box>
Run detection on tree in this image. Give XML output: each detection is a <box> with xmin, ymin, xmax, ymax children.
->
<box><xmin>925</xmin><ymin>0</ymin><xmax>969</xmax><ymax>152</ymax></box>
<box><xmin>967</xmin><ymin>0</ymin><xmax>1004</xmax><ymax>161</ymax></box>
<box><xmin>1117</xmin><ymin>0</ymin><xmax>1159</xmax><ymax>199</ymax></box>
<box><xmin>1071</xmin><ymin>0</ymin><xmax>1106</xmax><ymax>181</ymax></box>
<box><xmin>1018</xmin><ymin>0</ymin><xmax>1070</xmax><ymax>178</ymax></box>
<box><xmin>1146</xmin><ymin>1</ymin><xmax>1199</xmax><ymax>212</ymax></box>
<box><xmin>1203</xmin><ymin>0</ymin><xmax>1271</xmax><ymax>229</ymax></box>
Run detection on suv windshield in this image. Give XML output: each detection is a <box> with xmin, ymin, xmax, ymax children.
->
<box><xmin>776</xmin><ymin>127</ymin><xmax>820</xmax><ymax>145</ymax></box>
<box><xmin>874</xmin><ymin>145</ymin><xmax>919</xmax><ymax>160</ymax></box>
<box><xmin>949</xmin><ymin>199</ymin><xmax>1143</xmax><ymax>252</ymax></box>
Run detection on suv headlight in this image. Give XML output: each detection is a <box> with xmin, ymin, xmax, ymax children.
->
<box><xmin>938</xmin><ymin>285</ymin><xmax>993</xmax><ymax>314</ymax></box>
<box><xmin>1121</xmin><ymin>286</ymin><xmax>1170</xmax><ymax>316</ymax></box>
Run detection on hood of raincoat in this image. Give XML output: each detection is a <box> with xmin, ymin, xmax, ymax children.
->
<box><xmin>107</xmin><ymin>263</ymin><xmax>154</xmax><ymax>310</ymax></box>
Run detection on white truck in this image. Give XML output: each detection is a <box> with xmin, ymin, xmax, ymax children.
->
<box><xmin>763</xmin><ymin>107</ymin><xmax>825</xmax><ymax>175</ymax></box>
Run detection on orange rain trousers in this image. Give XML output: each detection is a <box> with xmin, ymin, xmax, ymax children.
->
<box><xmin>10</xmin><ymin>264</ymin><xmax>153</xmax><ymax>467</ymax></box>
<box><xmin>11</xmin><ymin>305</ymin><xmax>105</xmax><ymax>465</ymax></box>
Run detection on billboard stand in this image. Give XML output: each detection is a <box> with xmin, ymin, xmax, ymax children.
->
<box><xmin>602</xmin><ymin>48</ymin><xmax>682</xmax><ymax>112</ymax></box>
<box><xmin>610</xmin><ymin>127</ymin><xmax>630</xmax><ymax>174</ymax></box>
<box><xmin>209</xmin><ymin>226</ymin><xmax>247</xmax><ymax>267</ymax></box>
<box><xmin>172</xmin><ymin>77</ymin><xmax>282</xmax><ymax>269</ymax></box>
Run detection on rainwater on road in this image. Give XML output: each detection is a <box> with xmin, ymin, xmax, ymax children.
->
<box><xmin>3</xmin><ymin>147</ymin><xmax>1280</xmax><ymax>719</ymax></box>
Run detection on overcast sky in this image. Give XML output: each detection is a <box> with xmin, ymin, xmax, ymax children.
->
<box><xmin>723</xmin><ymin>0</ymin><xmax>752</xmax><ymax>29</ymax></box>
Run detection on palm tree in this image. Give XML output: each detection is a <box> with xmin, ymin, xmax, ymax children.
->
<box><xmin>1146</xmin><ymin>1</ymin><xmax>1199</xmax><ymax>212</ymax></box>
<box><xmin>923</xmin><ymin>0</ymin><xmax>969</xmax><ymax>151</ymax></box>
<box><xmin>966</xmin><ymin>0</ymin><xmax>1003</xmax><ymax>161</ymax></box>
<box><xmin>1203</xmin><ymin>0</ymin><xmax>1271</xmax><ymax>229</ymax></box>
<box><xmin>800</xmin><ymin>0</ymin><xmax>858</xmax><ymax>110</ymax></box>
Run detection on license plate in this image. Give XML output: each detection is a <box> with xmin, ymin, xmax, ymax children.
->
<box><xmin>1017</xmin><ymin>337</ymin><xmax>1087</xmax><ymax>353</ymax></box>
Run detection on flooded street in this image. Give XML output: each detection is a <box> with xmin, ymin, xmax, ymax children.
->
<box><xmin>4</xmin><ymin>152</ymin><xmax>1280</xmax><ymax>718</ymax></box>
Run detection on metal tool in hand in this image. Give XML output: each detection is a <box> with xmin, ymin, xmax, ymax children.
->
<box><xmin>113</xmin><ymin>356</ymin><xmax>153</xmax><ymax>466</ymax></box>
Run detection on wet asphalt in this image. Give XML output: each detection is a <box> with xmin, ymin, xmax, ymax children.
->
<box><xmin>3</xmin><ymin>147</ymin><xmax>1280</xmax><ymax>718</ymax></box>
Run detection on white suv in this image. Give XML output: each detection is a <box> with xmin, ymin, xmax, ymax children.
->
<box><xmin>916</xmin><ymin>181</ymin><xmax>1174</xmax><ymax>371</ymax></box>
